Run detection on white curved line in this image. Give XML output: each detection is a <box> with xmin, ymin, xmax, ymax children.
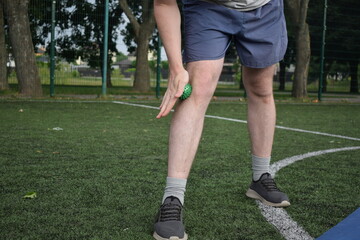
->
<box><xmin>270</xmin><ymin>146</ymin><xmax>360</xmax><ymax>177</ymax></box>
<box><xmin>111</xmin><ymin>101</ymin><xmax>360</xmax><ymax>239</ymax></box>
<box><xmin>258</xmin><ymin>146</ymin><xmax>360</xmax><ymax>240</ymax></box>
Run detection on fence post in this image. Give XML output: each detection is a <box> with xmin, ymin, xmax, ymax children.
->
<box><xmin>102</xmin><ymin>0</ymin><xmax>109</xmax><ymax>96</ymax></box>
<box><xmin>156</xmin><ymin>33</ymin><xmax>162</xmax><ymax>99</ymax></box>
<box><xmin>50</xmin><ymin>0</ymin><xmax>56</xmax><ymax>97</ymax></box>
<box><xmin>318</xmin><ymin>0</ymin><xmax>328</xmax><ymax>101</ymax></box>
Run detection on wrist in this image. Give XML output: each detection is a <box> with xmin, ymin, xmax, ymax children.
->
<box><xmin>169</xmin><ymin>63</ymin><xmax>185</xmax><ymax>75</ymax></box>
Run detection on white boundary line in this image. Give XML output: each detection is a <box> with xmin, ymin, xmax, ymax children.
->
<box><xmin>270</xmin><ymin>146</ymin><xmax>360</xmax><ymax>177</ymax></box>
<box><xmin>113</xmin><ymin>101</ymin><xmax>161</xmax><ymax>110</ymax></box>
<box><xmin>257</xmin><ymin>146</ymin><xmax>360</xmax><ymax>240</ymax></box>
<box><xmin>274</xmin><ymin>125</ymin><xmax>360</xmax><ymax>142</ymax></box>
<box><xmin>113</xmin><ymin>101</ymin><xmax>360</xmax><ymax>142</ymax></box>
<box><xmin>112</xmin><ymin>101</ymin><xmax>360</xmax><ymax>239</ymax></box>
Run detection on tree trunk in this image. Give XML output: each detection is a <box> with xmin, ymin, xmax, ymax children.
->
<box><xmin>285</xmin><ymin>0</ymin><xmax>310</xmax><ymax>98</ymax></box>
<box><xmin>106</xmin><ymin>57</ymin><xmax>112</xmax><ymax>88</ymax></box>
<box><xmin>107</xmin><ymin>66</ymin><xmax>112</xmax><ymax>88</ymax></box>
<box><xmin>3</xmin><ymin>0</ymin><xmax>42</xmax><ymax>96</ymax></box>
<box><xmin>349</xmin><ymin>60</ymin><xmax>359</xmax><ymax>93</ymax></box>
<box><xmin>99</xmin><ymin>50</ymin><xmax>113</xmax><ymax>89</ymax></box>
<box><xmin>278</xmin><ymin>61</ymin><xmax>286</xmax><ymax>91</ymax></box>
<box><xmin>0</xmin><ymin>1</ymin><xmax>9</xmax><ymax>90</ymax></box>
<box><xmin>119</xmin><ymin>0</ymin><xmax>155</xmax><ymax>92</ymax></box>
<box><xmin>321</xmin><ymin>60</ymin><xmax>333</xmax><ymax>93</ymax></box>
<box><xmin>133</xmin><ymin>32</ymin><xmax>151</xmax><ymax>92</ymax></box>
<box><xmin>292</xmin><ymin>23</ymin><xmax>310</xmax><ymax>98</ymax></box>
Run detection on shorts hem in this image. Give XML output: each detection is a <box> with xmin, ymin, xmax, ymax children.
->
<box><xmin>241</xmin><ymin>57</ymin><xmax>284</xmax><ymax>69</ymax></box>
<box><xmin>183</xmin><ymin>55</ymin><xmax>226</xmax><ymax>64</ymax></box>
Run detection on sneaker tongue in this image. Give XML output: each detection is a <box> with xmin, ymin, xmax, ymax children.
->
<box><xmin>261</xmin><ymin>172</ymin><xmax>271</xmax><ymax>180</ymax></box>
<box><xmin>164</xmin><ymin>196</ymin><xmax>181</xmax><ymax>205</ymax></box>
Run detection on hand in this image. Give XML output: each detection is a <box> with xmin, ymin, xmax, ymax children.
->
<box><xmin>156</xmin><ymin>69</ymin><xmax>189</xmax><ymax>119</ymax></box>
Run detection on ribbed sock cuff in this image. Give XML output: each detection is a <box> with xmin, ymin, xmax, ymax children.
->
<box><xmin>162</xmin><ymin>177</ymin><xmax>187</xmax><ymax>205</ymax></box>
<box><xmin>252</xmin><ymin>154</ymin><xmax>271</xmax><ymax>181</ymax></box>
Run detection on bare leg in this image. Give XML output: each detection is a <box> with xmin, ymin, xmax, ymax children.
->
<box><xmin>167</xmin><ymin>59</ymin><xmax>224</xmax><ymax>179</ymax></box>
<box><xmin>243</xmin><ymin>65</ymin><xmax>276</xmax><ymax>158</ymax></box>
<box><xmin>243</xmin><ymin>66</ymin><xmax>290</xmax><ymax>207</ymax></box>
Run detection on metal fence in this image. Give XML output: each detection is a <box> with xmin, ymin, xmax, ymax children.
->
<box><xmin>7</xmin><ymin>0</ymin><xmax>359</xmax><ymax>96</ymax></box>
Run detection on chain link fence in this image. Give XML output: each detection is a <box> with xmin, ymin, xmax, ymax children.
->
<box><xmin>6</xmin><ymin>0</ymin><xmax>359</xmax><ymax>95</ymax></box>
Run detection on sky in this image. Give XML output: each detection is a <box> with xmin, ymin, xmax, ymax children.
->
<box><xmin>117</xmin><ymin>35</ymin><xmax>168</xmax><ymax>60</ymax></box>
<box><xmin>116</xmin><ymin>22</ymin><xmax>168</xmax><ymax>60</ymax></box>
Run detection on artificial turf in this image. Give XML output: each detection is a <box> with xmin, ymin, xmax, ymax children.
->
<box><xmin>0</xmin><ymin>100</ymin><xmax>359</xmax><ymax>239</ymax></box>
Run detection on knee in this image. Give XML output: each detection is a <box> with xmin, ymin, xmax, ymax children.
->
<box><xmin>246</xmin><ymin>85</ymin><xmax>274</xmax><ymax>104</ymax></box>
<box><xmin>190</xmin><ymin>74</ymin><xmax>217</xmax><ymax>104</ymax></box>
<box><xmin>192</xmin><ymin>86</ymin><xmax>214</xmax><ymax>103</ymax></box>
<box><xmin>243</xmin><ymin>65</ymin><xmax>275</xmax><ymax>104</ymax></box>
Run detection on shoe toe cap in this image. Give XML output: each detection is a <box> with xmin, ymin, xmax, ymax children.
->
<box><xmin>270</xmin><ymin>191</ymin><xmax>289</xmax><ymax>203</ymax></box>
<box><xmin>154</xmin><ymin>221</ymin><xmax>185</xmax><ymax>238</ymax></box>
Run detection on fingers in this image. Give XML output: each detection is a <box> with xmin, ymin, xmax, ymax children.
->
<box><xmin>174</xmin><ymin>78</ymin><xmax>188</xmax><ymax>98</ymax></box>
<box><xmin>157</xmin><ymin>69</ymin><xmax>189</xmax><ymax>119</ymax></box>
<box><xmin>156</xmin><ymin>96</ymin><xmax>176</xmax><ymax>118</ymax></box>
<box><xmin>157</xmin><ymin>88</ymin><xmax>178</xmax><ymax>118</ymax></box>
<box><xmin>157</xmin><ymin>92</ymin><xmax>172</xmax><ymax>118</ymax></box>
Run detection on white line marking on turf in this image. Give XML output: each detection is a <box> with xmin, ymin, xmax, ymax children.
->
<box><xmin>113</xmin><ymin>101</ymin><xmax>162</xmax><ymax>111</ymax></box>
<box><xmin>204</xmin><ymin>114</ymin><xmax>248</xmax><ymax>124</ymax></box>
<box><xmin>257</xmin><ymin>202</ymin><xmax>313</xmax><ymax>240</ymax></box>
<box><xmin>112</xmin><ymin>101</ymin><xmax>360</xmax><ymax>239</ymax></box>
<box><xmin>113</xmin><ymin>101</ymin><xmax>360</xmax><ymax>142</ymax></box>
<box><xmin>274</xmin><ymin>125</ymin><xmax>360</xmax><ymax>142</ymax></box>
<box><xmin>258</xmin><ymin>146</ymin><xmax>360</xmax><ymax>240</ymax></box>
<box><xmin>270</xmin><ymin>146</ymin><xmax>360</xmax><ymax>177</ymax></box>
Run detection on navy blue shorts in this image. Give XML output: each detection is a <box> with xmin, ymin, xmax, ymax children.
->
<box><xmin>182</xmin><ymin>0</ymin><xmax>288</xmax><ymax>68</ymax></box>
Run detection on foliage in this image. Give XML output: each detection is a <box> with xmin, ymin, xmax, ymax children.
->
<box><xmin>116</xmin><ymin>52</ymin><xmax>128</xmax><ymax>62</ymax></box>
<box><xmin>29</xmin><ymin>0</ymin><xmax>124</xmax><ymax>81</ymax></box>
<box><xmin>308</xmin><ymin>0</ymin><xmax>360</xmax><ymax>63</ymax></box>
<box><xmin>307</xmin><ymin>0</ymin><xmax>360</xmax><ymax>92</ymax></box>
<box><xmin>120</xmin><ymin>1</ymin><xmax>158</xmax><ymax>54</ymax></box>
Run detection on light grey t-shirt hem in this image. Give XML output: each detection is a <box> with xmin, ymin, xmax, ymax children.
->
<box><xmin>201</xmin><ymin>0</ymin><xmax>271</xmax><ymax>11</ymax></box>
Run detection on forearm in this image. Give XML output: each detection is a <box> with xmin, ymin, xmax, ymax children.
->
<box><xmin>154</xmin><ymin>0</ymin><xmax>184</xmax><ymax>73</ymax></box>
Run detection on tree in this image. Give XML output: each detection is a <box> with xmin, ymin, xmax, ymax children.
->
<box><xmin>119</xmin><ymin>0</ymin><xmax>156</xmax><ymax>92</ymax></box>
<box><xmin>285</xmin><ymin>0</ymin><xmax>311</xmax><ymax>98</ymax></box>
<box><xmin>330</xmin><ymin>0</ymin><xmax>359</xmax><ymax>93</ymax></box>
<box><xmin>2</xmin><ymin>0</ymin><xmax>42</xmax><ymax>96</ymax></box>
<box><xmin>308</xmin><ymin>0</ymin><xmax>359</xmax><ymax>93</ymax></box>
<box><xmin>278</xmin><ymin>37</ymin><xmax>295</xmax><ymax>91</ymax></box>
<box><xmin>53</xmin><ymin>0</ymin><xmax>123</xmax><ymax>88</ymax></box>
<box><xmin>28</xmin><ymin>0</ymin><xmax>123</xmax><ymax>88</ymax></box>
<box><xmin>0</xmin><ymin>1</ymin><xmax>9</xmax><ymax>90</ymax></box>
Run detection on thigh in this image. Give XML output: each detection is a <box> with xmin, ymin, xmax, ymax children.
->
<box><xmin>242</xmin><ymin>65</ymin><xmax>275</xmax><ymax>96</ymax></box>
<box><xmin>186</xmin><ymin>59</ymin><xmax>225</xmax><ymax>96</ymax></box>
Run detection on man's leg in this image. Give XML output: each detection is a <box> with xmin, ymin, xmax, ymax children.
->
<box><xmin>243</xmin><ymin>65</ymin><xmax>276</xmax><ymax>159</ymax></box>
<box><xmin>243</xmin><ymin>65</ymin><xmax>290</xmax><ymax>207</ymax></box>
<box><xmin>154</xmin><ymin>59</ymin><xmax>224</xmax><ymax>240</ymax></box>
<box><xmin>167</xmin><ymin>59</ymin><xmax>224</xmax><ymax>179</ymax></box>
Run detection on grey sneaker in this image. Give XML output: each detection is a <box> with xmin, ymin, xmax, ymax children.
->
<box><xmin>246</xmin><ymin>173</ymin><xmax>290</xmax><ymax>207</ymax></box>
<box><xmin>153</xmin><ymin>196</ymin><xmax>188</xmax><ymax>240</ymax></box>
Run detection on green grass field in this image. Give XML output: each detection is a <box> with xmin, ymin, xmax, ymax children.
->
<box><xmin>1</xmin><ymin>100</ymin><xmax>359</xmax><ymax>239</ymax></box>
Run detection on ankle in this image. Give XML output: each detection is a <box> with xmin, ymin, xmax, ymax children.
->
<box><xmin>162</xmin><ymin>177</ymin><xmax>187</xmax><ymax>205</ymax></box>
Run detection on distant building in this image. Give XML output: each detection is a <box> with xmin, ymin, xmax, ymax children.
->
<box><xmin>113</xmin><ymin>59</ymin><xmax>134</xmax><ymax>78</ymax></box>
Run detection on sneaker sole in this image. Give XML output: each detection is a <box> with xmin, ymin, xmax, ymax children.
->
<box><xmin>153</xmin><ymin>232</ymin><xmax>188</xmax><ymax>240</ymax></box>
<box><xmin>246</xmin><ymin>189</ymin><xmax>291</xmax><ymax>207</ymax></box>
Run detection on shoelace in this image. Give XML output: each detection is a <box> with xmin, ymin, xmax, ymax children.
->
<box><xmin>159</xmin><ymin>201</ymin><xmax>182</xmax><ymax>222</ymax></box>
<box><xmin>261</xmin><ymin>178</ymin><xmax>281</xmax><ymax>192</ymax></box>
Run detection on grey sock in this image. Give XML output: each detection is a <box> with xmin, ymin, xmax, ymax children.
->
<box><xmin>252</xmin><ymin>155</ymin><xmax>271</xmax><ymax>181</ymax></box>
<box><xmin>162</xmin><ymin>177</ymin><xmax>187</xmax><ymax>205</ymax></box>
